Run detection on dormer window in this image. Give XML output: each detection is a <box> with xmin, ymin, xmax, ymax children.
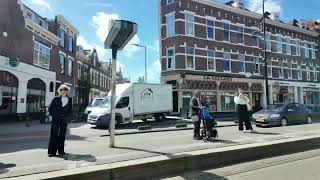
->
<box><xmin>26</xmin><ymin>11</ymin><xmax>33</xmax><ymax>19</ymax></box>
<box><xmin>167</xmin><ymin>0</ymin><xmax>174</xmax><ymax>5</ymax></box>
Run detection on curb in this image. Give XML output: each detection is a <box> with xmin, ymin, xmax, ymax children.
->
<box><xmin>14</xmin><ymin>135</ymin><xmax>320</xmax><ymax>180</ymax></box>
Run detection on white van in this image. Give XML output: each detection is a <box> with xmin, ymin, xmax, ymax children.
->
<box><xmin>87</xmin><ymin>83</ymin><xmax>173</xmax><ymax>127</ymax></box>
<box><xmin>84</xmin><ymin>97</ymin><xmax>106</xmax><ymax>115</ymax></box>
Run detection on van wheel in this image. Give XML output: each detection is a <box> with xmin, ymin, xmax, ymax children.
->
<box><xmin>155</xmin><ymin>114</ymin><xmax>166</xmax><ymax>122</ymax></box>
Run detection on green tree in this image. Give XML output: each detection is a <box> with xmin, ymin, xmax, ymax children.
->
<box><xmin>137</xmin><ymin>76</ymin><xmax>144</xmax><ymax>83</ymax></box>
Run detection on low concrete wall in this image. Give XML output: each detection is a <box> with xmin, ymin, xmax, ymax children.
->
<box><xmin>20</xmin><ymin>135</ymin><xmax>320</xmax><ymax>180</ymax></box>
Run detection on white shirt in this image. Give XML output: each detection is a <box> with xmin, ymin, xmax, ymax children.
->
<box><xmin>61</xmin><ymin>96</ymin><xmax>69</xmax><ymax>107</ymax></box>
<box><xmin>234</xmin><ymin>94</ymin><xmax>250</xmax><ymax>105</ymax></box>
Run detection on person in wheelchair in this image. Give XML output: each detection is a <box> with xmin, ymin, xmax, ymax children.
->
<box><xmin>199</xmin><ymin>106</ymin><xmax>218</xmax><ymax>141</ymax></box>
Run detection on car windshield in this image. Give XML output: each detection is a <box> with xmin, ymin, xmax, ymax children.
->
<box><xmin>99</xmin><ymin>97</ymin><xmax>111</xmax><ymax>108</ymax></box>
<box><xmin>266</xmin><ymin>104</ymin><xmax>286</xmax><ymax>112</ymax></box>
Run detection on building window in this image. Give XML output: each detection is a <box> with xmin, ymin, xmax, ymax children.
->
<box><xmin>276</xmin><ymin>34</ymin><xmax>282</xmax><ymax>53</ymax></box>
<box><xmin>268</xmin><ymin>66</ymin><xmax>272</xmax><ymax>77</ymax></box>
<box><xmin>221</xmin><ymin>92</ymin><xmax>236</xmax><ymax>111</ymax></box>
<box><xmin>288</xmin><ymin>63</ymin><xmax>292</xmax><ymax>79</ymax></box>
<box><xmin>252</xmin><ymin>30</ymin><xmax>259</xmax><ymax>47</ymax></box>
<box><xmin>291</xmin><ymin>39</ymin><xmax>297</xmax><ymax>56</ymax></box>
<box><xmin>33</xmin><ymin>41</ymin><xmax>50</xmax><ymax>69</ymax></box>
<box><xmin>305</xmin><ymin>43</ymin><xmax>310</xmax><ymax>58</ymax></box>
<box><xmin>68</xmin><ymin>35</ymin><xmax>73</xmax><ymax>52</ymax></box>
<box><xmin>167</xmin><ymin>48</ymin><xmax>175</xmax><ymax>69</ymax></box>
<box><xmin>307</xmin><ymin>66</ymin><xmax>311</xmax><ymax>80</ymax></box>
<box><xmin>26</xmin><ymin>11</ymin><xmax>33</xmax><ymax>19</ymax></box>
<box><xmin>166</xmin><ymin>13</ymin><xmax>175</xmax><ymax>37</ymax></box>
<box><xmin>297</xmin><ymin>41</ymin><xmax>301</xmax><ymax>56</ymax></box>
<box><xmin>186</xmin><ymin>47</ymin><xmax>195</xmax><ymax>69</ymax></box>
<box><xmin>237</xmin><ymin>26</ymin><xmax>244</xmax><ymax>44</ymax></box>
<box><xmin>286</xmin><ymin>37</ymin><xmax>291</xmax><ymax>55</ymax></box>
<box><xmin>68</xmin><ymin>57</ymin><xmax>73</xmax><ymax>77</ymax></box>
<box><xmin>207</xmin><ymin>19</ymin><xmax>215</xmax><ymax>40</ymax></box>
<box><xmin>223</xmin><ymin>52</ymin><xmax>231</xmax><ymax>72</ymax></box>
<box><xmin>185</xmin><ymin>14</ymin><xmax>194</xmax><ymax>36</ymax></box>
<box><xmin>223</xmin><ymin>22</ymin><xmax>230</xmax><ymax>42</ymax></box>
<box><xmin>314</xmin><ymin>67</ymin><xmax>317</xmax><ymax>81</ymax></box>
<box><xmin>265</xmin><ymin>33</ymin><xmax>271</xmax><ymax>51</ymax></box>
<box><xmin>238</xmin><ymin>54</ymin><xmax>245</xmax><ymax>73</ymax></box>
<box><xmin>60</xmin><ymin>27</ymin><xmax>66</xmax><ymax>47</ymax></box>
<box><xmin>167</xmin><ymin>0</ymin><xmax>174</xmax><ymax>5</ymax></box>
<box><xmin>59</xmin><ymin>53</ymin><xmax>65</xmax><ymax>74</ymax></box>
<box><xmin>207</xmin><ymin>50</ymin><xmax>215</xmax><ymax>71</ymax></box>
<box><xmin>253</xmin><ymin>57</ymin><xmax>260</xmax><ymax>75</ymax></box>
<box><xmin>278</xmin><ymin>62</ymin><xmax>283</xmax><ymax>78</ymax></box>
<box><xmin>311</xmin><ymin>44</ymin><xmax>316</xmax><ymax>59</ymax></box>
<box><xmin>297</xmin><ymin>65</ymin><xmax>302</xmax><ymax>80</ymax></box>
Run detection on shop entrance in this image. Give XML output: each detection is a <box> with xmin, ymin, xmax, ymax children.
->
<box><xmin>27</xmin><ymin>78</ymin><xmax>46</xmax><ymax>114</ymax></box>
<box><xmin>0</xmin><ymin>71</ymin><xmax>18</xmax><ymax>115</ymax></box>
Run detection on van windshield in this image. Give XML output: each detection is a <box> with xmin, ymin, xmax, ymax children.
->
<box><xmin>90</xmin><ymin>98</ymin><xmax>104</xmax><ymax>107</ymax></box>
<box><xmin>99</xmin><ymin>97</ymin><xmax>111</xmax><ymax>108</ymax></box>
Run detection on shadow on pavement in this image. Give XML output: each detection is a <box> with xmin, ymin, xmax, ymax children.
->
<box><xmin>244</xmin><ymin>132</ymin><xmax>281</xmax><ymax>135</ymax></box>
<box><xmin>61</xmin><ymin>153</ymin><xmax>97</xmax><ymax>162</ymax></box>
<box><xmin>154</xmin><ymin>171</ymin><xmax>229</xmax><ymax>180</ymax></box>
<box><xmin>0</xmin><ymin>162</ymin><xmax>16</xmax><ymax>174</ymax></box>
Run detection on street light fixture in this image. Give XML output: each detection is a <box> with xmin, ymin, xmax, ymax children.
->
<box><xmin>104</xmin><ymin>20</ymin><xmax>138</xmax><ymax>147</ymax></box>
<box><xmin>132</xmin><ymin>43</ymin><xmax>147</xmax><ymax>83</ymax></box>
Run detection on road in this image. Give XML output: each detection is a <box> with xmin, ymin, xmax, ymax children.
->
<box><xmin>162</xmin><ymin>149</ymin><xmax>320</xmax><ymax>180</ymax></box>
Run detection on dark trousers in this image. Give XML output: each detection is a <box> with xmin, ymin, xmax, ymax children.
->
<box><xmin>193</xmin><ymin>120</ymin><xmax>201</xmax><ymax>137</ymax></box>
<box><xmin>48</xmin><ymin>120</ymin><xmax>67</xmax><ymax>155</ymax></box>
<box><xmin>237</xmin><ymin>105</ymin><xmax>253</xmax><ymax>131</ymax></box>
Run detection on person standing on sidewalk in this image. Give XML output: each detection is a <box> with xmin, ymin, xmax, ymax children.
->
<box><xmin>234</xmin><ymin>88</ymin><xmax>256</xmax><ymax>133</ymax></box>
<box><xmin>48</xmin><ymin>84</ymin><xmax>73</xmax><ymax>158</ymax></box>
<box><xmin>190</xmin><ymin>92</ymin><xmax>202</xmax><ymax>140</ymax></box>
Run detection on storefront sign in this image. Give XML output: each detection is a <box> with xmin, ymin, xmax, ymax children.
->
<box><xmin>204</xmin><ymin>75</ymin><xmax>232</xmax><ymax>82</ymax></box>
<box><xmin>9</xmin><ymin>57</ymin><xmax>20</xmax><ymax>67</ymax></box>
<box><xmin>200</xmin><ymin>91</ymin><xmax>216</xmax><ymax>96</ymax></box>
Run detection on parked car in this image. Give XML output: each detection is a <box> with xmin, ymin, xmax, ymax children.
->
<box><xmin>252</xmin><ymin>103</ymin><xmax>312</xmax><ymax>127</ymax></box>
<box><xmin>87</xmin><ymin>83</ymin><xmax>173</xmax><ymax>128</ymax></box>
<box><xmin>85</xmin><ymin>97</ymin><xmax>107</xmax><ymax>115</ymax></box>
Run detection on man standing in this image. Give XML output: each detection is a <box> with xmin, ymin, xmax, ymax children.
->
<box><xmin>190</xmin><ymin>92</ymin><xmax>202</xmax><ymax>140</ymax></box>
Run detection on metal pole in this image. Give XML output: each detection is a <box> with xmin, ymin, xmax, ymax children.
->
<box><xmin>144</xmin><ymin>46</ymin><xmax>147</xmax><ymax>83</ymax></box>
<box><xmin>109</xmin><ymin>48</ymin><xmax>117</xmax><ymax>148</ymax></box>
<box><xmin>263</xmin><ymin>0</ymin><xmax>270</xmax><ymax>106</ymax></box>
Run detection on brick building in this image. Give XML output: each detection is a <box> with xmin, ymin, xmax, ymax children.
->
<box><xmin>159</xmin><ymin>0</ymin><xmax>320</xmax><ymax>115</ymax></box>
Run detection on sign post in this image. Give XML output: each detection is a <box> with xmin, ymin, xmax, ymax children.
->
<box><xmin>104</xmin><ymin>20</ymin><xmax>137</xmax><ymax>148</ymax></box>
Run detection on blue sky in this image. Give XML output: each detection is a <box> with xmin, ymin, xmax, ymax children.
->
<box><xmin>22</xmin><ymin>0</ymin><xmax>319</xmax><ymax>83</ymax></box>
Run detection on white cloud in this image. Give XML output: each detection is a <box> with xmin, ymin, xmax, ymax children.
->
<box><xmin>147</xmin><ymin>40</ymin><xmax>160</xmax><ymax>53</ymax></box>
<box><xmin>30</xmin><ymin>0</ymin><xmax>52</xmax><ymax>11</ymax></box>
<box><xmin>84</xmin><ymin>2</ymin><xmax>112</xmax><ymax>7</ymax></box>
<box><xmin>248</xmin><ymin>0</ymin><xmax>282</xmax><ymax>15</ymax></box>
<box><xmin>122</xmin><ymin>35</ymin><xmax>141</xmax><ymax>58</ymax></box>
<box><xmin>77</xmin><ymin>36</ymin><xmax>93</xmax><ymax>50</ymax></box>
<box><xmin>147</xmin><ymin>59</ymin><xmax>161</xmax><ymax>83</ymax></box>
<box><xmin>92</xmin><ymin>12</ymin><xmax>120</xmax><ymax>42</ymax></box>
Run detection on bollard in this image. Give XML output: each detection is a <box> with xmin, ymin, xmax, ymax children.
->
<box><xmin>25</xmin><ymin>113</ymin><xmax>30</xmax><ymax>127</ymax></box>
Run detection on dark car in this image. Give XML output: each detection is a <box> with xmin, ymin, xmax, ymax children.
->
<box><xmin>252</xmin><ymin>103</ymin><xmax>312</xmax><ymax>127</ymax></box>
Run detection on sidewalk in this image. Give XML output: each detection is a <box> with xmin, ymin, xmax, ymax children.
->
<box><xmin>1</xmin><ymin>123</ymin><xmax>320</xmax><ymax>179</ymax></box>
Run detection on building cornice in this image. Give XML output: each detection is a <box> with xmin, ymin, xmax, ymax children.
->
<box><xmin>24</xmin><ymin>18</ymin><xmax>60</xmax><ymax>45</ymax></box>
<box><xmin>193</xmin><ymin>0</ymin><xmax>319</xmax><ymax>37</ymax></box>
<box><xmin>56</xmin><ymin>15</ymin><xmax>79</xmax><ymax>36</ymax></box>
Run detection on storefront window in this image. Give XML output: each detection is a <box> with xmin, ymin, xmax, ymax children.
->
<box><xmin>221</xmin><ymin>92</ymin><xmax>236</xmax><ymax>111</ymax></box>
<box><xmin>200</xmin><ymin>91</ymin><xmax>217</xmax><ymax>112</ymax></box>
<box><xmin>27</xmin><ymin>78</ymin><xmax>46</xmax><ymax>113</ymax></box>
<box><xmin>0</xmin><ymin>71</ymin><xmax>18</xmax><ymax>115</ymax></box>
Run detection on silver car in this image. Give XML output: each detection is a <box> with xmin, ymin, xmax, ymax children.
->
<box><xmin>252</xmin><ymin>103</ymin><xmax>312</xmax><ymax>127</ymax></box>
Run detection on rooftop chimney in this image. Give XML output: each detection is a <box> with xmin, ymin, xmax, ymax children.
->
<box><xmin>272</xmin><ymin>12</ymin><xmax>280</xmax><ymax>21</ymax></box>
<box><xmin>233</xmin><ymin>0</ymin><xmax>245</xmax><ymax>9</ymax></box>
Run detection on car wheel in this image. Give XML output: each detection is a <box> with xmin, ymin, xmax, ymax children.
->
<box><xmin>306</xmin><ymin>116</ymin><xmax>312</xmax><ymax>124</ymax></box>
<box><xmin>280</xmin><ymin>118</ymin><xmax>288</xmax><ymax>126</ymax></box>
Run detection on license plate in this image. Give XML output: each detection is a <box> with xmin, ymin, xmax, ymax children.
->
<box><xmin>256</xmin><ymin>118</ymin><xmax>265</xmax><ymax>122</ymax></box>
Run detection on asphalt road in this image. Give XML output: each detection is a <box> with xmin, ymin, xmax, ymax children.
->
<box><xmin>162</xmin><ymin>149</ymin><xmax>320</xmax><ymax>180</ymax></box>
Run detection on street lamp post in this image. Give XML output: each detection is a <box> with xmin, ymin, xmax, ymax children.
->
<box><xmin>133</xmin><ymin>44</ymin><xmax>147</xmax><ymax>83</ymax></box>
<box><xmin>262</xmin><ymin>0</ymin><xmax>270</xmax><ymax>107</ymax></box>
